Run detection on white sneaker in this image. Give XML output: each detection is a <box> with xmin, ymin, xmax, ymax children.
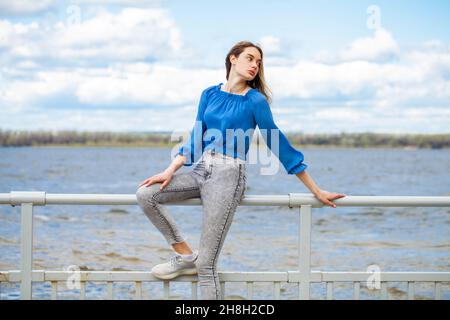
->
<box><xmin>151</xmin><ymin>252</ymin><xmax>198</xmax><ymax>280</ymax></box>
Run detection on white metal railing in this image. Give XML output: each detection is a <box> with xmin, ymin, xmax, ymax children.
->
<box><xmin>0</xmin><ymin>191</ymin><xmax>449</xmax><ymax>300</ymax></box>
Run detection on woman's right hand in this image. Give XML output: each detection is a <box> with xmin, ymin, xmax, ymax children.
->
<box><xmin>313</xmin><ymin>189</ymin><xmax>346</xmax><ymax>208</ymax></box>
<box><xmin>138</xmin><ymin>169</ymin><xmax>174</xmax><ymax>190</ymax></box>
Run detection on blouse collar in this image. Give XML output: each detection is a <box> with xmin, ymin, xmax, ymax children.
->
<box><xmin>215</xmin><ymin>82</ymin><xmax>256</xmax><ymax>100</ymax></box>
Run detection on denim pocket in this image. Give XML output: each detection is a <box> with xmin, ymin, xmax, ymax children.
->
<box><xmin>193</xmin><ymin>160</ymin><xmax>211</xmax><ymax>178</ymax></box>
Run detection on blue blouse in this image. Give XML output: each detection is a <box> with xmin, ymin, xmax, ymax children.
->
<box><xmin>176</xmin><ymin>82</ymin><xmax>308</xmax><ymax>174</ymax></box>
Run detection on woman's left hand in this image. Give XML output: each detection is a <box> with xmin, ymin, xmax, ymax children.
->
<box><xmin>314</xmin><ymin>189</ymin><xmax>346</xmax><ymax>208</ymax></box>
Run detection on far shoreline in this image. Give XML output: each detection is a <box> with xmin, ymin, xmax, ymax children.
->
<box><xmin>0</xmin><ymin>143</ymin><xmax>440</xmax><ymax>150</ymax></box>
<box><xmin>1</xmin><ymin>130</ymin><xmax>448</xmax><ymax>149</ymax></box>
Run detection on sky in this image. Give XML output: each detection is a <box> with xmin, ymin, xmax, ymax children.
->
<box><xmin>0</xmin><ymin>0</ymin><xmax>449</xmax><ymax>134</ymax></box>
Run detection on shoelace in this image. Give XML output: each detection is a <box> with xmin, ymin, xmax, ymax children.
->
<box><xmin>169</xmin><ymin>255</ymin><xmax>183</xmax><ymax>268</ymax></box>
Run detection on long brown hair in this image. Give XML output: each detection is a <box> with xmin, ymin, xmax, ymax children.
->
<box><xmin>225</xmin><ymin>41</ymin><xmax>272</xmax><ymax>105</ymax></box>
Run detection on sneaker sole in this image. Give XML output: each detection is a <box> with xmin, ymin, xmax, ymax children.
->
<box><xmin>151</xmin><ymin>268</ymin><xmax>197</xmax><ymax>280</ymax></box>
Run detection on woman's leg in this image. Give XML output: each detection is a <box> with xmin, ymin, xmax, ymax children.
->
<box><xmin>172</xmin><ymin>241</ymin><xmax>194</xmax><ymax>255</ymax></box>
<box><xmin>196</xmin><ymin>162</ymin><xmax>247</xmax><ymax>300</ymax></box>
<box><xmin>136</xmin><ymin>171</ymin><xmax>201</xmax><ymax>250</ymax></box>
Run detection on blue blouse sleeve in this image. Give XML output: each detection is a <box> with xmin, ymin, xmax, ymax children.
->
<box><xmin>251</xmin><ymin>94</ymin><xmax>308</xmax><ymax>174</ymax></box>
<box><xmin>176</xmin><ymin>87</ymin><xmax>210</xmax><ymax>166</ymax></box>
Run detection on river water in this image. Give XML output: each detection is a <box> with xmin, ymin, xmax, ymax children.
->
<box><xmin>0</xmin><ymin>146</ymin><xmax>449</xmax><ymax>299</ymax></box>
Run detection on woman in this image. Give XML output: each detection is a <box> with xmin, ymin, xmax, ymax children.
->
<box><xmin>136</xmin><ymin>41</ymin><xmax>346</xmax><ymax>300</ymax></box>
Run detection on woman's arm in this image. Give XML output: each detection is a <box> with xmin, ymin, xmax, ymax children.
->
<box><xmin>139</xmin><ymin>154</ymin><xmax>186</xmax><ymax>190</ymax></box>
<box><xmin>296</xmin><ymin>170</ymin><xmax>346</xmax><ymax>208</ymax></box>
<box><xmin>251</xmin><ymin>94</ymin><xmax>308</xmax><ymax>175</ymax></box>
<box><xmin>139</xmin><ymin>87</ymin><xmax>212</xmax><ymax>190</ymax></box>
<box><xmin>166</xmin><ymin>154</ymin><xmax>187</xmax><ymax>174</ymax></box>
<box><xmin>177</xmin><ymin>87</ymin><xmax>212</xmax><ymax>166</ymax></box>
<box><xmin>250</xmin><ymin>93</ymin><xmax>346</xmax><ymax>207</ymax></box>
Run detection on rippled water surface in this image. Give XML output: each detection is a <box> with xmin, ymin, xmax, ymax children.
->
<box><xmin>1</xmin><ymin>146</ymin><xmax>449</xmax><ymax>299</ymax></box>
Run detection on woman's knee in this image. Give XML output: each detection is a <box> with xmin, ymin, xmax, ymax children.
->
<box><xmin>136</xmin><ymin>183</ymin><xmax>161</xmax><ymax>206</ymax></box>
<box><xmin>195</xmin><ymin>254</ymin><xmax>215</xmax><ymax>275</ymax></box>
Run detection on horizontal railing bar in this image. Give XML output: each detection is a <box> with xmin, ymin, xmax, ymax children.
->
<box><xmin>319</xmin><ymin>272</ymin><xmax>450</xmax><ymax>282</ymax></box>
<box><xmin>1</xmin><ymin>191</ymin><xmax>450</xmax><ymax>207</ymax></box>
<box><xmin>2</xmin><ymin>190</ymin><xmax>449</xmax><ymax>301</ymax></box>
<box><xmin>1</xmin><ymin>271</ymin><xmax>288</xmax><ymax>282</ymax></box>
<box><xmin>215</xmin><ymin>272</ymin><xmax>288</xmax><ymax>282</ymax></box>
<box><xmin>2</xmin><ymin>270</ymin><xmax>449</xmax><ymax>283</ymax></box>
<box><xmin>289</xmin><ymin>271</ymin><xmax>450</xmax><ymax>282</ymax></box>
<box><xmin>288</xmin><ymin>271</ymin><xmax>322</xmax><ymax>282</ymax></box>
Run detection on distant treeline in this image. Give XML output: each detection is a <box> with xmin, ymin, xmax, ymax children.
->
<box><xmin>0</xmin><ymin>129</ymin><xmax>449</xmax><ymax>149</ymax></box>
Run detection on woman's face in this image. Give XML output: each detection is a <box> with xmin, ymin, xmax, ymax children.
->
<box><xmin>230</xmin><ymin>46</ymin><xmax>261</xmax><ymax>81</ymax></box>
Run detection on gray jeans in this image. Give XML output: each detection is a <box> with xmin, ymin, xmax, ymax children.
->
<box><xmin>136</xmin><ymin>149</ymin><xmax>247</xmax><ymax>300</ymax></box>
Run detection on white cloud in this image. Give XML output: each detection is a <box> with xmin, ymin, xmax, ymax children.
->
<box><xmin>0</xmin><ymin>0</ymin><xmax>56</xmax><ymax>15</ymax></box>
<box><xmin>74</xmin><ymin>0</ymin><xmax>164</xmax><ymax>6</ymax></box>
<box><xmin>268</xmin><ymin>41</ymin><xmax>450</xmax><ymax>113</ymax></box>
<box><xmin>315</xmin><ymin>108</ymin><xmax>363</xmax><ymax>121</ymax></box>
<box><xmin>0</xmin><ymin>105</ymin><xmax>204</xmax><ymax>133</ymax></box>
<box><xmin>0</xmin><ymin>3</ymin><xmax>449</xmax><ymax>134</ymax></box>
<box><xmin>2</xmin><ymin>40</ymin><xmax>449</xmax><ymax>134</ymax></box>
<box><xmin>0</xmin><ymin>0</ymin><xmax>164</xmax><ymax>16</ymax></box>
<box><xmin>341</xmin><ymin>28</ymin><xmax>399</xmax><ymax>61</ymax></box>
<box><xmin>0</xmin><ymin>8</ymin><xmax>184</xmax><ymax>65</ymax></box>
<box><xmin>314</xmin><ymin>28</ymin><xmax>400</xmax><ymax>63</ymax></box>
<box><xmin>258</xmin><ymin>35</ymin><xmax>282</xmax><ymax>55</ymax></box>
<box><xmin>1</xmin><ymin>38</ymin><xmax>449</xmax><ymax>127</ymax></box>
<box><xmin>75</xmin><ymin>63</ymin><xmax>223</xmax><ymax>105</ymax></box>
<box><xmin>0</xmin><ymin>63</ymin><xmax>224</xmax><ymax>111</ymax></box>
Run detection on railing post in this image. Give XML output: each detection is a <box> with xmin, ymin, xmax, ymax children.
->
<box><xmin>10</xmin><ymin>191</ymin><xmax>45</xmax><ymax>300</ymax></box>
<box><xmin>20</xmin><ymin>203</ymin><xmax>34</xmax><ymax>300</ymax></box>
<box><xmin>299</xmin><ymin>204</ymin><xmax>312</xmax><ymax>300</ymax></box>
